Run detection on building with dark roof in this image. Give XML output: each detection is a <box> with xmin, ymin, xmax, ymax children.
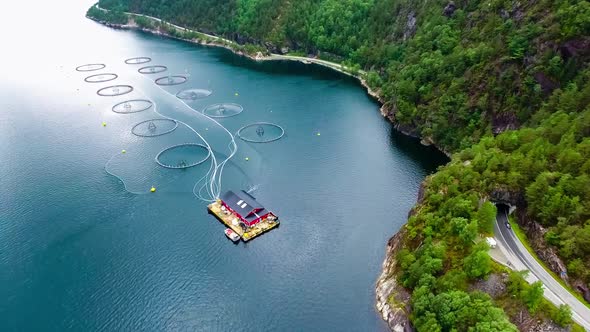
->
<box><xmin>220</xmin><ymin>190</ymin><xmax>271</xmax><ymax>227</ymax></box>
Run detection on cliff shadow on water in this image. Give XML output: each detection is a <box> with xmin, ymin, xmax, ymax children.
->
<box><xmin>389</xmin><ymin>130</ymin><xmax>450</xmax><ymax>174</ymax></box>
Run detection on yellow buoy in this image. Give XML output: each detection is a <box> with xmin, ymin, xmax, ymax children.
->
<box><xmin>122</xmin><ymin>150</ymin><xmax>126</xmax><ymax>154</ymax></box>
<box><xmin>245</xmin><ymin>157</ymin><xmax>249</xmax><ymax>161</ymax></box>
<box><xmin>235</xmin><ymin>92</ymin><xmax>239</xmax><ymax>96</ymax></box>
<box><xmin>317</xmin><ymin>132</ymin><xmax>321</xmax><ymax>136</ymax></box>
<box><xmin>150</xmin><ymin>186</ymin><xmax>156</xmax><ymax>193</ymax></box>
<box><xmin>102</xmin><ymin>122</ymin><xmax>107</xmax><ymax>127</ymax></box>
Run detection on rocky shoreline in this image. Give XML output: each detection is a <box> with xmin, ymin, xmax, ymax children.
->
<box><xmin>375</xmin><ymin>227</ymin><xmax>415</xmax><ymax>332</ymax></box>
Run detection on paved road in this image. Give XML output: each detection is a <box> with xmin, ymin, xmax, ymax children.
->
<box><xmin>494</xmin><ymin>205</ymin><xmax>590</xmax><ymax>331</ymax></box>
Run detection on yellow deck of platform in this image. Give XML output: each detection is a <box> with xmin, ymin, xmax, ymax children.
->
<box><xmin>207</xmin><ymin>200</ymin><xmax>279</xmax><ymax>242</ymax></box>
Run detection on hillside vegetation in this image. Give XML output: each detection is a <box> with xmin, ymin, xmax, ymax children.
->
<box><xmin>91</xmin><ymin>0</ymin><xmax>590</xmax><ymax>330</ymax></box>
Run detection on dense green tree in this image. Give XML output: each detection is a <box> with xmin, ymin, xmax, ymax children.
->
<box><xmin>523</xmin><ymin>281</ymin><xmax>544</xmax><ymax>313</ymax></box>
<box><xmin>553</xmin><ymin>304</ymin><xmax>573</xmax><ymax>327</ymax></box>
<box><xmin>87</xmin><ymin>5</ymin><xmax>128</xmax><ymax>24</ymax></box>
<box><xmin>463</xmin><ymin>244</ymin><xmax>492</xmax><ymax>280</ymax></box>
<box><xmin>477</xmin><ymin>202</ymin><xmax>496</xmax><ymax>234</ymax></box>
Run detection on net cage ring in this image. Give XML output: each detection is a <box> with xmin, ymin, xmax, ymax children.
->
<box><xmin>97</xmin><ymin>85</ymin><xmax>134</xmax><ymax>97</ymax></box>
<box><xmin>155</xmin><ymin>143</ymin><xmax>211</xmax><ymax>169</ymax></box>
<box><xmin>237</xmin><ymin>122</ymin><xmax>285</xmax><ymax>143</ymax></box>
<box><xmin>112</xmin><ymin>99</ymin><xmax>153</xmax><ymax>114</ymax></box>
<box><xmin>202</xmin><ymin>103</ymin><xmax>243</xmax><ymax>118</ymax></box>
<box><xmin>125</xmin><ymin>57</ymin><xmax>152</xmax><ymax>65</ymax></box>
<box><xmin>138</xmin><ymin>65</ymin><xmax>167</xmax><ymax>74</ymax></box>
<box><xmin>84</xmin><ymin>73</ymin><xmax>118</xmax><ymax>83</ymax></box>
<box><xmin>131</xmin><ymin>118</ymin><xmax>179</xmax><ymax>137</ymax></box>
<box><xmin>176</xmin><ymin>89</ymin><xmax>213</xmax><ymax>101</ymax></box>
<box><xmin>155</xmin><ymin>75</ymin><xmax>188</xmax><ymax>86</ymax></box>
<box><xmin>76</xmin><ymin>63</ymin><xmax>106</xmax><ymax>72</ymax></box>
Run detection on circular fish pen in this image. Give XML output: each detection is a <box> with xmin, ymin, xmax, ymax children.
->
<box><xmin>176</xmin><ymin>88</ymin><xmax>213</xmax><ymax>101</ymax></box>
<box><xmin>124</xmin><ymin>57</ymin><xmax>152</xmax><ymax>65</ymax></box>
<box><xmin>97</xmin><ymin>85</ymin><xmax>134</xmax><ymax>97</ymax></box>
<box><xmin>138</xmin><ymin>65</ymin><xmax>167</xmax><ymax>74</ymax></box>
<box><xmin>76</xmin><ymin>63</ymin><xmax>106</xmax><ymax>72</ymax></box>
<box><xmin>155</xmin><ymin>143</ymin><xmax>211</xmax><ymax>169</ymax></box>
<box><xmin>112</xmin><ymin>99</ymin><xmax>153</xmax><ymax>114</ymax></box>
<box><xmin>84</xmin><ymin>73</ymin><xmax>118</xmax><ymax>83</ymax></box>
<box><xmin>237</xmin><ymin>122</ymin><xmax>285</xmax><ymax>143</ymax></box>
<box><xmin>202</xmin><ymin>103</ymin><xmax>243</xmax><ymax>118</ymax></box>
<box><xmin>155</xmin><ymin>75</ymin><xmax>188</xmax><ymax>86</ymax></box>
<box><xmin>131</xmin><ymin>119</ymin><xmax>178</xmax><ymax>137</ymax></box>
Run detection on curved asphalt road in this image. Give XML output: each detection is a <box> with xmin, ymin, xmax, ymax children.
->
<box><xmin>494</xmin><ymin>205</ymin><xmax>590</xmax><ymax>331</ymax></box>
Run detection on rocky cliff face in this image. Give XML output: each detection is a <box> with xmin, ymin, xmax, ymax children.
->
<box><xmin>375</xmin><ymin>184</ymin><xmax>430</xmax><ymax>332</ymax></box>
<box><xmin>375</xmin><ymin>227</ymin><xmax>414</xmax><ymax>332</ymax></box>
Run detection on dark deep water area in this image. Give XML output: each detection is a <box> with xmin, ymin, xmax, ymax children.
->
<box><xmin>0</xmin><ymin>1</ymin><xmax>447</xmax><ymax>331</ymax></box>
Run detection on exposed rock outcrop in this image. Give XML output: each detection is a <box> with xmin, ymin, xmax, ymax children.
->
<box><xmin>500</xmin><ymin>9</ymin><xmax>510</xmax><ymax>20</ymax></box>
<box><xmin>534</xmin><ymin>72</ymin><xmax>559</xmax><ymax>95</ymax></box>
<box><xmin>375</xmin><ymin>228</ymin><xmax>415</xmax><ymax>332</ymax></box>
<box><xmin>515</xmin><ymin>210</ymin><xmax>569</xmax><ymax>280</ymax></box>
<box><xmin>469</xmin><ymin>273</ymin><xmax>508</xmax><ymax>299</ymax></box>
<box><xmin>509</xmin><ymin>307</ymin><xmax>570</xmax><ymax>332</ymax></box>
<box><xmin>559</xmin><ymin>38</ymin><xmax>590</xmax><ymax>60</ymax></box>
<box><xmin>491</xmin><ymin>111</ymin><xmax>520</xmax><ymax>135</ymax></box>
<box><xmin>379</xmin><ymin>103</ymin><xmax>419</xmax><ymax>138</ymax></box>
<box><xmin>573</xmin><ymin>280</ymin><xmax>590</xmax><ymax>303</ymax></box>
<box><xmin>490</xmin><ymin>189</ymin><xmax>526</xmax><ymax>207</ymax></box>
<box><xmin>443</xmin><ymin>2</ymin><xmax>457</xmax><ymax>17</ymax></box>
<box><xmin>403</xmin><ymin>12</ymin><xmax>417</xmax><ymax>41</ymax></box>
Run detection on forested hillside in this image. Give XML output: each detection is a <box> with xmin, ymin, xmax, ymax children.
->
<box><xmin>91</xmin><ymin>0</ymin><xmax>590</xmax><ymax>330</ymax></box>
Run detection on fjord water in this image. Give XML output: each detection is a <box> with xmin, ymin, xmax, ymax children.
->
<box><xmin>0</xmin><ymin>1</ymin><xmax>447</xmax><ymax>331</ymax></box>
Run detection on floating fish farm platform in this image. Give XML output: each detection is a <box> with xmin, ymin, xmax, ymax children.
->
<box><xmin>207</xmin><ymin>200</ymin><xmax>279</xmax><ymax>242</ymax></box>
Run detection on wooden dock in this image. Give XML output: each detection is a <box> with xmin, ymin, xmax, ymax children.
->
<box><xmin>207</xmin><ymin>200</ymin><xmax>279</xmax><ymax>242</ymax></box>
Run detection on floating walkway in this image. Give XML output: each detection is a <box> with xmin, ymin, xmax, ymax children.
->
<box><xmin>207</xmin><ymin>200</ymin><xmax>279</xmax><ymax>242</ymax></box>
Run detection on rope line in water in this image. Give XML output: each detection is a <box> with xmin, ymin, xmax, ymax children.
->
<box><xmin>135</xmin><ymin>72</ymin><xmax>236</xmax><ymax>202</ymax></box>
<box><xmin>86</xmin><ymin>58</ymin><xmax>284</xmax><ymax>202</ymax></box>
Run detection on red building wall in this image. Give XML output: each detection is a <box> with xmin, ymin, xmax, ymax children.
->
<box><xmin>220</xmin><ymin>201</ymin><xmax>269</xmax><ymax>226</ymax></box>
